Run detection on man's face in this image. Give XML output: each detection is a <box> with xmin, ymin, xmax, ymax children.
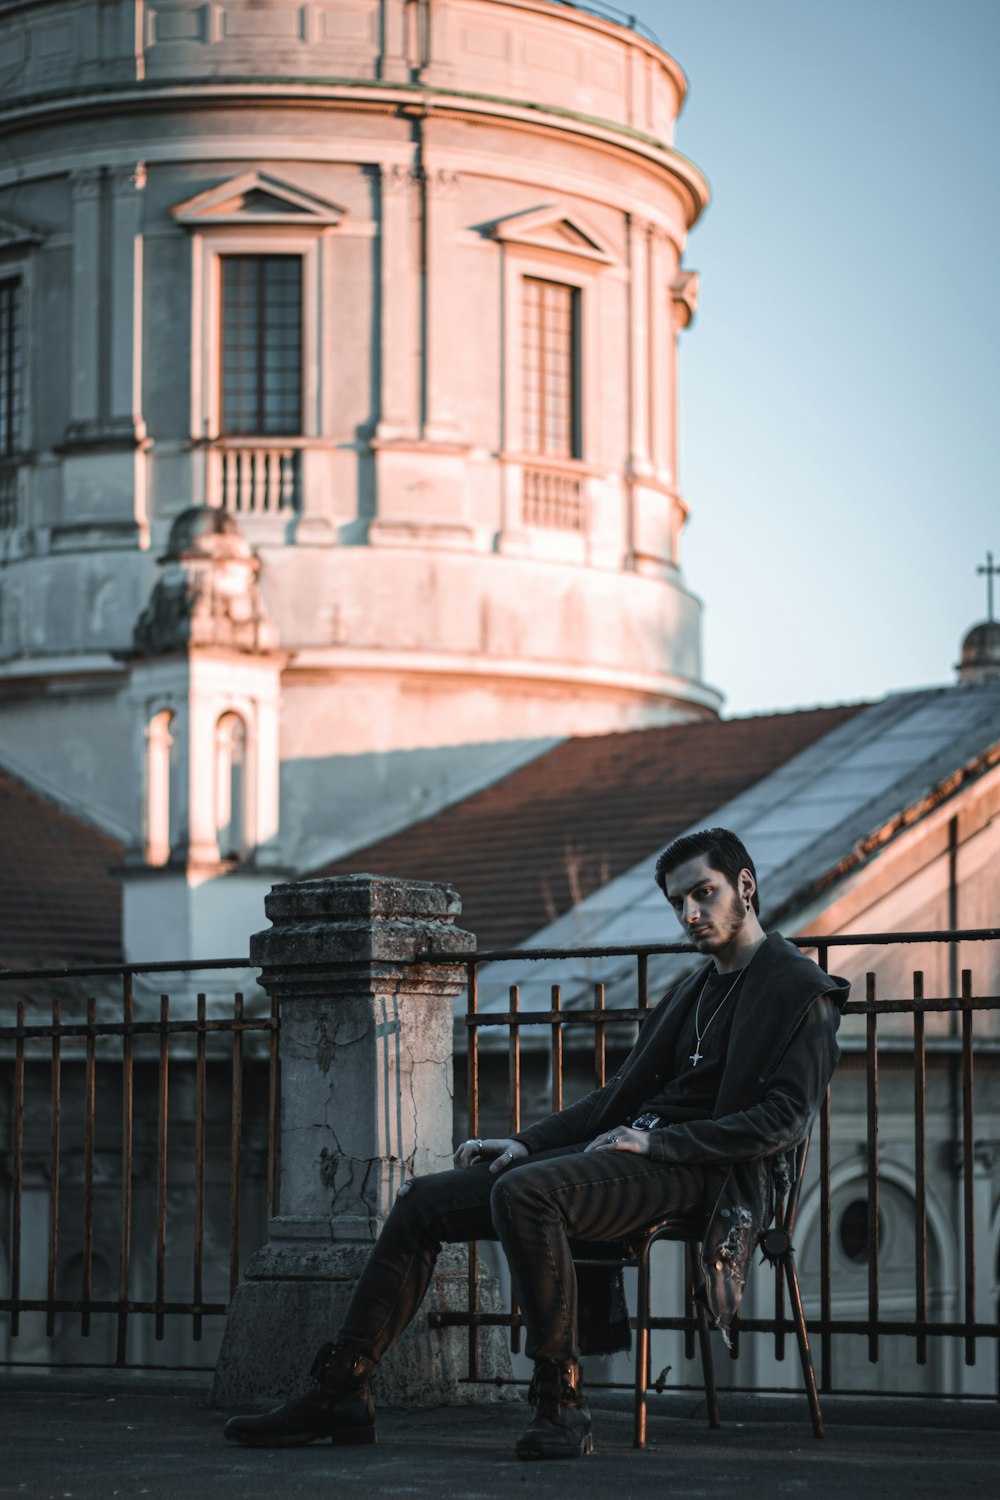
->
<box><xmin>662</xmin><ymin>855</ymin><xmax>751</xmax><ymax>955</ymax></box>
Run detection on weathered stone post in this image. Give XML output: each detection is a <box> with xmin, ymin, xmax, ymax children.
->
<box><xmin>212</xmin><ymin>874</ymin><xmax>512</xmax><ymax>1406</ymax></box>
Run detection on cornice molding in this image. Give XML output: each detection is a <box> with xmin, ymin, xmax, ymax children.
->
<box><xmin>0</xmin><ymin>80</ymin><xmax>710</xmax><ymax>225</ymax></box>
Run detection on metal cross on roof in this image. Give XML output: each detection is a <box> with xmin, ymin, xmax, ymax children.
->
<box><xmin>977</xmin><ymin>551</ymin><xmax>1000</xmax><ymax>621</ymax></box>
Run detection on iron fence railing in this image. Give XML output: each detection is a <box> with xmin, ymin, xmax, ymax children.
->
<box><xmin>430</xmin><ymin>928</ymin><xmax>1000</xmax><ymax>1400</ymax></box>
<box><xmin>0</xmin><ymin>960</ymin><xmax>276</xmax><ymax>1369</ymax></box>
<box><xmin>2</xmin><ymin>929</ymin><xmax>998</xmax><ymax>1398</ymax></box>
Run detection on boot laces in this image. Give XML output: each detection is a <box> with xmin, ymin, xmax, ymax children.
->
<box><xmin>528</xmin><ymin>1362</ymin><xmax>580</xmax><ymax>1420</ymax></box>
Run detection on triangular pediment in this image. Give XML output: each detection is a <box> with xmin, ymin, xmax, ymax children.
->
<box><xmin>484</xmin><ymin>205</ymin><xmax>614</xmax><ymax>263</ymax></box>
<box><xmin>172</xmin><ymin>173</ymin><xmax>346</xmax><ymax>227</ymax></box>
<box><xmin>0</xmin><ymin>211</ymin><xmax>47</xmax><ymax>250</ymax></box>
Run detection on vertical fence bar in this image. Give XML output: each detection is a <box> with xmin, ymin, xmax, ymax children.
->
<box><xmin>508</xmin><ymin>984</ymin><xmax>522</xmax><ymax>1354</ymax></box>
<box><xmin>82</xmin><ymin>997</ymin><xmax>96</xmax><ymax>1337</ymax></box>
<box><xmin>46</xmin><ymin>999</ymin><xmax>62</xmax><ymax>1338</ymax></box>
<box><xmin>683</xmin><ymin>1238</ymin><xmax>696</xmax><ymax>1362</ymax></box>
<box><xmin>594</xmin><ymin>981</ymin><xmax>606</xmax><ymax>1089</ymax></box>
<box><xmin>508</xmin><ymin>986</ymin><xmax>521</xmax><ymax>1135</ymax></box>
<box><xmin>117</xmin><ymin>972</ymin><xmax>134</xmax><ymax>1365</ymax></box>
<box><xmin>193</xmin><ymin>994</ymin><xmax>206</xmax><ymax>1342</ymax></box>
<box><xmin>637</xmin><ymin>952</ymin><xmax>648</xmax><ymax>1011</ymax></box>
<box><xmin>960</xmin><ymin>968</ymin><xmax>976</xmax><ymax>1366</ymax></box>
<box><xmin>466</xmin><ymin>961</ymin><xmax>480</xmax><ymax>1380</ymax></box>
<box><xmin>550</xmin><ymin>985</ymin><xmax>563</xmax><ymax>1113</ymax></box>
<box><xmin>819</xmin><ymin>1087</ymin><xmax>832</xmax><ymax>1392</ymax></box>
<box><xmin>155</xmin><ymin>995</ymin><xmax>170</xmax><ymax>1340</ymax></box>
<box><xmin>912</xmin><ymin>972</ymin><xmax>927</xmax><ymax>1365</ymax></box>
<box><xmin>11</xmin><ymin>1000</ymin><xmax>25</xmax><ymax>1338</ymax></box>
<box><xmin>773</xmin><ymin>1188</ymin><xmax>786</xmax><ymax>1362</ymax></box>
<box><xmin>267</xmin><ymin>993</ymin><xmax>280</xmax><ymax>1220</ymax></box>
<box><xmin>865</xmin><ymin>972</ymin><xmax>879</xmax><ymax>1366</ymax></box>
<box><xmin>229</xmin><ymin>992</ymin><xmax>244</xmax><ymax>1298</ymax></box>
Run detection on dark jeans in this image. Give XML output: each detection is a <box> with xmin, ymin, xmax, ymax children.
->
<box><xmin>337</xmin><ymin>1144</ymin><xmax>704</xmax><ymax>1363</ymax></box>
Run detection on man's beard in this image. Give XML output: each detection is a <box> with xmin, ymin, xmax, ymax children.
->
<box><xmin>691</xmin><ymin>886</ymin><xmax>749</xmax><ymax>952</ymax></box>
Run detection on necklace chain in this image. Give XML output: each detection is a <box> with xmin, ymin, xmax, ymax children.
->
<box><xmin>689</xmin><ymin>937</ymin><xmax>765</xmax><ymax>1067</ymax></box>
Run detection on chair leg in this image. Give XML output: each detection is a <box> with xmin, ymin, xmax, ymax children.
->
<box><xmin>783</xmin><ymin>1253</ymin><xmax>824</xmax><ymax>1439</ymax></box>
<box><xmin>633</xmin><ymin>1243</ymin><xmax>652</xmax><ymax>1448</ymax></box>
<box><xmin>687</xmin><ymin>1243</ymin><xmax>721</xmax><ymax>1430</ymax></box>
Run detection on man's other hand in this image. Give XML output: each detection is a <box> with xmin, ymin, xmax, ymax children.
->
<box><xmin>454</xmin><ymin>1137</ymin><xmax>530</xmax><ymax>1173</ymax></box>
<box><xmin>584</xmin><ymin>1126</ymin><xmax>651</xmax><ymax>1156</ymax></box>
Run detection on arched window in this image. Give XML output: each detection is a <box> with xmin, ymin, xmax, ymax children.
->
<box><xmin>215</xmin><ymin>712</ymin><xmax>247</xmax><ymax>860</ymax></box>
<box><xmin>146</xmin><ymin>709</ymin><xmax>175</xmax><ymax>866</ymax></box>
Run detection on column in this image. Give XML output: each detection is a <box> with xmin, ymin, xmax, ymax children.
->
<box><xmin>378</xmin><ymin>0</ymin><xmax>411</xmax><ymax>83</ymax></box>
<box><xmin>68</xmin><ymin>169</ymin><xmax>103</xmax><ymax>436</ymax></box>
<box><xmin>423</xmin><ymin>166</ymin><xmax>461</xmax><ymax>444</ymax></box>
<box><xmin>627</xmin><ymin>213</ymin><xmax>650</xmax><ymax>472</ymax></box>
<box><xmin>375</xmin><ymin>162</ymin><xmax>421</xmax><ymax>442</ymax></box>
<box><xmin>648</xmin><ymin>227</ymin><xmax>673</xmax><ymax>483</ymax></box>
<box><xmin>108</xmin><ymin>163</ymin><xmax>146</xmax><ymax>441</ymax></box>
<box><xmin>212</xmin><ymin>875</ymin><xmax>513</xmax><ymax>1407</ymax></box>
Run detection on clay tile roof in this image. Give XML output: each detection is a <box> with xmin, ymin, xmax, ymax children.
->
<box><xmin>312</xmin><ymin>703</ymin><xmax>866</xmax><ymax>951</ymax></box>
<box><xmin>0</xmin><ymin>769</ymin><xmax>124</xmax><ymax>968</ymax></box>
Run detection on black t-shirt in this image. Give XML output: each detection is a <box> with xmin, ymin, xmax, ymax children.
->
<box><xmin>632</xmin><ymin>966</ymin><xmax>747</xmax><ymax>1126</ymax></box>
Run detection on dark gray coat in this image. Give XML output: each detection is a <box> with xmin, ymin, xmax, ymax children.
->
<box><xmin>514</xmin><ymin>933</ymin><xmax>850</xmax><ymax>1336</ymax></box>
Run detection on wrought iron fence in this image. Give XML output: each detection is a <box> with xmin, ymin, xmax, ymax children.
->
<box><xmin>0</xmin><ymin>960</ymin><xmax>276</xmax><ymax>1369</ymax></box>
<box><xmin>433</xmin><ymin>928</ymin><xmax>1000</xmax><ymax>1400</ymax></box>
<box><xmin>2</xmin><ymin>929</ymin><xmax>998</xmax><ymax>1399</ymax></box>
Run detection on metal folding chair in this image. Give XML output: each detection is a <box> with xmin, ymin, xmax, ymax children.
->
<box><xmin>576</xmin><ymin>1133</ymin><xmax>823</xmax><ymax>1448</ymax></box>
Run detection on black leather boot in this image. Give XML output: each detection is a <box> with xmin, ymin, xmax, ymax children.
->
<box><xmin>515</xmin><ymin>1359</ymin><xmax>593</xmax><ymax>1460</ymax></box>
<box><xmin>223</xmin><ymin>1343</ymin><xmax>377</xmax><ymax>1448</ymax></box>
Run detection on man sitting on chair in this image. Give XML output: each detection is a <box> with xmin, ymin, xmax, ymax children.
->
<box><xmin>224</xmin><ymin>827</ymin><xmax>849</xmax><ymax>1460</ymax></box>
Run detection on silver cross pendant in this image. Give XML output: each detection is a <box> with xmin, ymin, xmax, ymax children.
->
<box><xmin>689</xmin><ymin>1049</ymin><xmax>703</xmax><ymax>1066</ymax></box>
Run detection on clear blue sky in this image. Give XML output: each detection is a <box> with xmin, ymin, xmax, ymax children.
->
<box><xmin>624</xmin><ymin>0</ymin><xmax>999</xmax><ymax>715</ymax></box>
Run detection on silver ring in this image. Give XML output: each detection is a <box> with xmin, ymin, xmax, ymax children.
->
<box><xmin>472</xmin><ymin>1139</ymin><xmax>483</xmax><ymax>1150</ymax></box>
<box><xmin>608</xmin><ymin>1134</ymin><xmax>619</xmax><ymax>1145</ymax></box>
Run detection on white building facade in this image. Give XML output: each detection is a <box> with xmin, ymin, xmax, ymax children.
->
<box><xmin>0</xmin><ymin>0</ymin><xmax>720</xmax><ymax>958</ymax></box>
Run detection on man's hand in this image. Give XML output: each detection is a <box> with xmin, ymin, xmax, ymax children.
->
<box><xmin>454</xmin><ymin>1137</ymin><xmax>530</xmax><ymax>1174</ymax></box>
<box><xmin>584</xmin><ymin>1126</ymin><xmax>651</xmax><ymax>1156</ymax></box>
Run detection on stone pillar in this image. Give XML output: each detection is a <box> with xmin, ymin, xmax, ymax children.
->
<box><xmin>212</xmin><ymin>875</ymin><xmax>513</xmax><ymax>1407</ymax></box>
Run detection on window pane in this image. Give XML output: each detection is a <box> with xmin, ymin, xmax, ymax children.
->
<box><xmin>0</xmin><ymin>278</ymin><xmax>23</xmax><ymax>458</ymax></box>
<box><xmin>521</xmin><ymin>277</ymin><xmax>579</xmax><ymax>458</ymax></box>
<box><xmin>220</xmin><ymin>256</ymin><xmax>302</xmax><ymax>435</ymax></box>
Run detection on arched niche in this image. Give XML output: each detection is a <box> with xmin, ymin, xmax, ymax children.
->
<box><xmin>215</xmin><ymin>711</ymin><xmax>248</xmax><ymax>861</ymax></box>
<box><xmin>145</xmin><ymin>708</ymin><xmax>177</xmax><ymax>866</ymax></box>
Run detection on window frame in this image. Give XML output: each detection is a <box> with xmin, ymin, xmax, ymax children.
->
<box><xmin>190</xmin><ymin>227</ymin><xmax>324</xmax><ymax>443</ymax></box>
<box><xmin>520</xmin><ymin>275</ymin><xmax>582</xmax><ymax>461</ymax></box>
<box><xmin>0</xmin><ymin>260</ymin><xmax>32</xmax><ymax>460</ymax></box>
<box><xmin>219</xmin><ymin>253</ymin><xmax>304</xmax><ymax>439</ymax></box>
<box><xmin>500</xmin><ymin>243</ymin><xmax>604</xmax><ymax>466</ymax></box>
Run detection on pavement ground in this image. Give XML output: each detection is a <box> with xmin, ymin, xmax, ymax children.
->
<box><xmin>0</xmin><ymin>1369</ymin><xmax>996</xmax><ymax>1500</ymax></box>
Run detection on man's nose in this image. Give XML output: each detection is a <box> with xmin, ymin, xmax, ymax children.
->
<box><xmin>683</xmin><ymin>899</ymin><xmax>701</xmax><ymax>925</ymax></box>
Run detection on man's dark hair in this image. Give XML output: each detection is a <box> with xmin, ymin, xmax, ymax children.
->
<box><xmin>654</xmin><ymin>827</ymin><xmax>760</xmax><ymax>914</ymax></box>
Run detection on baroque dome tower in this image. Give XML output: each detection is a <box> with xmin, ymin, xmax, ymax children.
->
<box><xmin>0</xmin><ymin>0</ymin><xmax>719</xmax><ymax>955</ymax></box>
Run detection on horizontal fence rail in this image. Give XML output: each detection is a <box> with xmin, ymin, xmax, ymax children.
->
<box><xmin>0</xmin><ymin>963</ymin><xmax>278</xmax><ymax>1369</ymax></box>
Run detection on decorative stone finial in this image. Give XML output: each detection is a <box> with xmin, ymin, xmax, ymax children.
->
<box><xmin>131</xmin><ymin>506</ymin><xmax>278</xmax><ymax>655</ymax></box>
